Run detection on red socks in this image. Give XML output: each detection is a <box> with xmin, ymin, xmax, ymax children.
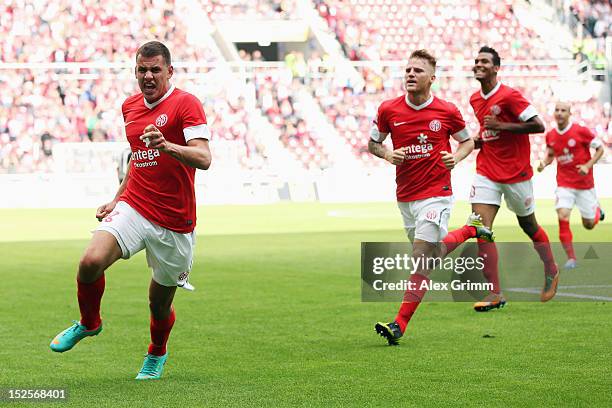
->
<box><xmin>77</xmin><ymin>275</ymin><xmax>105</xmax><ymax>330</ymax></box>
<box><xmin>478</xmin><ymin>238</ymin><xmax>500</xmax><ymax>294</ymax></box>
<box><xmin>530</xmin><ymin>226</ymin><xmax>558</xmax><ymax>276</ymax></box>
<box><xmin>558</xmin><ymin>219</ymin><xmax>575</xmax><ymax>260</ymax></box>
<box><xmin>395</xmin><ymin>273</ymin><xmax>429</xmax><ymax>333</ymax></box>
<box><xmin>148</xmin><ymin>307</ymin><xmax>176</xmax><ymax>356</ymax></box>
<box><xmin>442</xmin><ymin>225</ymin><xmax>476</xmax><ymax>255</ymax></box>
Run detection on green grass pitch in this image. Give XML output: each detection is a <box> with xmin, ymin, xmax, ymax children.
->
<box><xmin>0</xmin><ymin>200</ymin><xmax>611</xmax><ymax>407</ymax></box>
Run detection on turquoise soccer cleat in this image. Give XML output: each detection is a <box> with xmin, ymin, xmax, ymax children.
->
<box><xmin>50</xmin><ymin>320</ymin><xmax>102</xmax><ymax>352</ymax></box>
<box><xmin>135</xmin><ymin>353</ymin><xmax>168</xmax><ymax>380</ymax></box>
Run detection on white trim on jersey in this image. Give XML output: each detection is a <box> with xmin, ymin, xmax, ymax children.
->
<box><xmin>144</xmin><ymin>85</ymin><xmax>176</xmax><ymax>110</ymax></box>
<box><xmin>480</xmin><ymin>81</ymin><xmax>501</xmax><ymax>100</ymax></box>
<box><xmin>556</xmin><ymin>122</ymin><xmax>573</xmax><ymax>135</ymax></box>
<box><xmin>452</xmin><ymin>128</ymin><xmax>470</xmax><ymax>142</ymax></box>
<box><xmin>518</xmin><ymin>105</ymin><xmax>538</xmax><ymax>122</ymax></box>
<box><xmin>370</xmin><ymin>126</ymin><xmax>388</xmax><ymax>142</ymax></box>
<box><xmin>590</xmin><ymin>138</ymin><xmax>603</xmax><ymax>149</ymax></box>
<box><xmin>184</xmin><ymin>123</ymin><xmax>211</xmax><ymax>142</ymax></box>
<box><xmin>404</xmin><ymin>94</ymin><xmax>434</xmax><ymax>110</ymax></box>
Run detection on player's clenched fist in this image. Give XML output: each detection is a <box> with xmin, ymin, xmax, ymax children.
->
<box><xmin>96</xmin><ymin>200</ymin><xmax>118</xmax><ymax>221</ymax></box>
<box><xmin>483</xmin><ymin>115</ymin><xmax>504</xmax><ymax>131</ymax></box>
<box><xmin>440</xmin><ymin>150</ymin><xmax>456</xmax><ymax>170</ymax></box>
<box><xmin>140</xmin><ymin>124</ymin><xmax>169</xmax><ymax>151</ymax></box>
<box><xmin>385</xmin><ymin>147</ymin><xmax>407</xmax><ymax>165</ymax></box>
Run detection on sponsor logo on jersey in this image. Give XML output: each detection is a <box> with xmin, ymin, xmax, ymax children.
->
<box><xmin>481</xmin><ymin>129</ymin><xmax>499</xmax><ymax>141</ymax></box>
<box><xmin>429</xmin><ymin>120</ymin><xmax>441</xmax><ymax>132</ymax></box>
<box><xmin>490</xmin><ymin>105</ymin><xmax>501</xmax><ymax>115</ymax></box>
<box><xmin>404</xmin><ymin>133</ymin><xmax>434</xmax><ymax>160</ymax></box>
<box><xmin>155</xmin><ymin>114</ymin><xmax>168</xmax><ymax>127</ymax></box>
<box><xmin>131</xmin><ymin>148</ymin><xmax>161</xmax><ymax>168</ymax></box>
<box><xmin>558</xmin><ymin>147</ymin><xmax>573</xmax><ymax>165</ymax></box>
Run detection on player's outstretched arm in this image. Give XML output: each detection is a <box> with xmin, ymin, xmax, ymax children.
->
<box><xmin>141</xmin><ymin>125</ymin><xmax>212</xmax><ymax>170</ymax></box>
<box><xmin>368</xmin><ymin>139</ymin><xmax>406</xmax><ymax>165</ymax></box>
<box><xmin>484</xmin><ymin>115</ymin><xmax>545</xmax><ymax>134</ymax></box>
<box><xmin>537</xmin><ymin>147</ymin><xmax>555</xmax><ymax>172</ymax></box>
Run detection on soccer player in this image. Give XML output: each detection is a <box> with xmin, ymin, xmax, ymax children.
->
<box><xmin>538</xmin><ymin>102</ymin><xmax>605</xmax><ymax>269</ymax></box>
<box><xmin>49</xmin><ymin>41</ymin><xmax>212</xmax><ymax>380</ymax></box>
<box><xmin>469</xmin><ymin>46</ymin><xmax>558</xmax><ymax>310</ymax></box>
<box><xmin>368</xmin><ymin>50</ymin><xmax>493</xmax><ymax>345</ymax></box>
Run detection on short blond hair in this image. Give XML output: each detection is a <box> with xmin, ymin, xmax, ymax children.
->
<box><xmin>409</xmin><ymin>49</ymin><xmax>437</xmax><ymax>70</ymax></box>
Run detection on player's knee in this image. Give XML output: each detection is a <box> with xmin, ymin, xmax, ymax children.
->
<box><xmin>582</xmin><ymin>219</ymin><xmax>595</xmax><ymax>230</ymax></box>
<box><xmin>78</xmin><ymin>252</ymin><xmax>107</xmax><ymax>277</ymax></box>
<box><xmin>149</xmin><ymin>300</ymin><xmax>172</xmax><ymax>320</ymax></box>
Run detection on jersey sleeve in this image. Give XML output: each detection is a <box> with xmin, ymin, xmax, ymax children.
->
<box><xmin>508</xmin><ymin>89</ymin><xmax>538</xmax><ymax>122</ymax></box>
<box><xmin>582</xmin><ymin>126</ymin><xmax>602</xmax><ymax>149</ymax></box>
<box><xmin>448</xmin><ymin>103</ymin><xmax>469</xmax><ymax>142</ymax></box>
<box><xmin>180</xmin><ymin>93</ymin><xmax>210</xmax><ymax>142</ymax></box>
<box><xmin>370</xmin><ymin>103</ymin><xmax>390</xmax><ymax>142</ymax></box>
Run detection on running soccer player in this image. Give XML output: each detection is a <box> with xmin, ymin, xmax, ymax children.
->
<box><xmin>50</xmin><ymin>41</ymin><xmax>212</xmax><ymax>380</ymax></box>
<box><xmin>369</xmin><ymin>49</ymin><xmax>493</xmax><ymax>345</ymax></box>
<box><xmin>469</xmin><ymin>46</ymin><xmax>559</xmax><ymax>310</ymax></box>
<box><xmin>538</xmin><ymin>102</ymin><xmax>605</xmax><ymax>269</ymax></box>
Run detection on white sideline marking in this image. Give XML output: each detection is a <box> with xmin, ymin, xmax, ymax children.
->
<box><xmin>507</xmin><ymin>287</ymin><xmax>612</xmax><ymax>301</ymax></box>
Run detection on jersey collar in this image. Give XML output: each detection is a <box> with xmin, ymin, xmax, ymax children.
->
<box><xmin>480</xmin><ymin>81</ymin><xmax>501</xmax><ymax>100</ymax></box>
<box><xmin>144</xmin><ymin>84</ymin><xmax>175</xmax><ymax>110</ymax></box>
<box><xmin>404</xmin><ymin>93</ymin><xmax>434</xmax><ymax>110</ymax></box>
<box><xmin>557</xmin><ymin>121</ymin><xmax>573</xmax><ymax>135</ymax></box>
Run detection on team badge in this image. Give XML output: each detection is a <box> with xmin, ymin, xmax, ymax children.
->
<box><xmin>155</xmin><ymin>114</ymin><xmax>168</xmax><ymax>127</ymax></box>
<box><xmin>429</xmin><ymin>120</ymin><xmax>441</xmax><ymax>132</ymax></box>
<box><xmin>568</xmin><ymin>138</ymin><xmax>576</xmax><ymax>147</ymax></box>
<box><xmin>490</xmin><ymin>105</ymin><xmax>501</xmax><ymax>115</ymax></box>
<box><xmin>426</xmin><ymin>210</ymin><xmax>438</xmax><ymax>221</ymax></box>
<box><xmin>178</xmin><ymin>271</ymin><xmax>189</xmax><ymax>282</ymax></box>
<box><xmin>524</xmin><ymin>197</ymin><xmax>533</xmax><ymax>207</ymax></box>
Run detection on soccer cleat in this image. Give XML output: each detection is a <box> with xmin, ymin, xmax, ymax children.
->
<box><xmin>50</xmin><ymin>320</ymin><xmax>102</xmax><ymax>352</ymax></box>
<box><xmin>541</xmin><ymin>270</ymin><xmax>560</xmax><ymax>302</ymax></box>
<box><xmin>467</xmin><ymin>213</ymin><xmax>494</xmax><ymax>242</ymax></box>
<box><xmin>135</xmin><ymin>353</ymin><xmax>168</xmax><ymax>380</ymax></box>
<box><xmin>599</xmin><ymin>207</ymin><xmax>605</xmax><ymax>222</ymax></box>
<box><xmin>563</xmin><ymin>258</ymin><xmax>577</xmax><ymax>270</ymax></box>
<box><xmin>374</xmin><ymin>321</ymin><xmax>403</xmax><ymax>346</ymax></box>
<box><xmin>473</xmin><ymin>293</ymin><xmax>506</xmax><ymax>312</ymax></box>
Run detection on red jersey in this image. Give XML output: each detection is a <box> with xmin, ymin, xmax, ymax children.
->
<box><xmin>119</xmin><ymin>86</ymin><xmax>209</xmax><ymax>233</ymax></box>
<box><xmin>373</xmin><ymin>94</ymin><xmax>468</xmax><ymax>202</ymax></box>
<box><xmin>470</xmin><ymin>83</ymin><xmax>539</xmax><ymax>184</ymax></box>
<box><xmin>545</xmin><ymin>122</ymin><xmax>600</xmax><ymax>189</ymax></box>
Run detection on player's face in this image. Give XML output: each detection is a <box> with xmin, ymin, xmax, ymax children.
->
<box><xmin>473</xmin><ymin>53</ymin><xmax>498</xmax><ymax>81</ymax></box>
<box><xmin>404</xmin><ymin>58</ymin><xmax>435</xmax><ymax>94</ymax></box>
<box><xmin>554</xmin><ymin>103</ymin><xmax>571</xmax><ymax>126</ymax></box>
<box><xmin>136</xmin><ymin>54</ymin><xmax>173</xmax><ymax>103</ymax></box>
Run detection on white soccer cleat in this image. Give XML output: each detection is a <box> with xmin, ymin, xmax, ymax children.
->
<box><xmin>177</xmin><ymin>279</ymin><xmax>195</xmax><ymax>291</ymax></box>
<box><xmin>563</xmin><ymin>258</ymin><xmax>577</xmax><ymax>270</ymax></box>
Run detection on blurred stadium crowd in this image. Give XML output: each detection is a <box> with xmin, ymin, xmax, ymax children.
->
<box><xmin>0</xmin><ymin>0</ymin><xmax>610</xmax><ymax>173</ymax></box>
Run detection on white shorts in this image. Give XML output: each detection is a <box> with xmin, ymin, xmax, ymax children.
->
<box><xmin>96</xmin><ymin>201</ymin><xmax>195</xmax><ymax>287</ymax></box>
<box><xmin>469</xmin><ymin>174</ymin><xmax>535</xmax><ymax>217</ymax></box>
<box><xmin>397</xmin><ymin>196</ymin><xmax>453</xmax><ymax>243</ymax></box>
<box><xmin>555</xmin><ymin>187</ymin><xmax>599</xmax><ymax>219</ymax></box>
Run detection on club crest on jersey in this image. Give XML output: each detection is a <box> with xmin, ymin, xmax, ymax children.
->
<box><xmin>429</xmin><ymin>120</ymin><xmax>441</xmax><ymax>132</ymax></box>
<box><xmin>568</xmin><ymin>138</ymin><xmax>576</xmax><ymax>147</ymax></box>
<box><xmin>490</xmin><ymin>105</ymin><xmax>501</xmax><ymax>115</ymax></box>
<box><xmin>155</xmin><ymin>114</ymin><xmax>168</xmax><ymax>127</ymax></box>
